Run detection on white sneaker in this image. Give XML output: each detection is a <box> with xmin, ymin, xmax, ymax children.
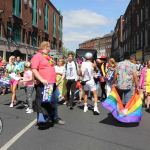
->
<box><xmin>26</xmin><ymin>109</ymin><xmax>33</xmax><ymax>114</ymax></box>
<box><xmin>94</xmin><ymin>107</ymin><xmax>100</xmax><ymax>115</ymax></box>
<box><xmin>63</xmin><ymin>101</ymin><xmax>67</xmax><ymax>105</ymax></box>
<box><xmin>9</xmin><ymin>103</ymin><xmax>13</xmax><ymax>108</ymax></box>
<box><xmin>26</xmin><ymin>107</ymin><xmax>29</xmax><ymax>112</ymax></box>
<box><xmin>84</xmin><ymin>106</ymin><xmax>88</xmax><ymax>112</ymax></box>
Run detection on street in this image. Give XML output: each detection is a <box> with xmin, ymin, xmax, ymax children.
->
<box><xmin>0</xmin><ymin>89</ymin><xmax>150</xmax><ymax>150</ymax></box>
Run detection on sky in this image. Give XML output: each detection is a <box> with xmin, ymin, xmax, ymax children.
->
<box><xmin>51</xmin><ymin>0</ymin><xmax>130</xmax><ymax>51</ymax></box>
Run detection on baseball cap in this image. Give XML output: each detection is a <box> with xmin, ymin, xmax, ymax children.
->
<box><xmin>84</xmin><ymin>52</ymin><xmax>93</xmax><ymax>60</ymax></box>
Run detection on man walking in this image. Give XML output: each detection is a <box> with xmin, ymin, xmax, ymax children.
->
<box><xmin>65</xmin><ymin>52</ymin><xmax>79</xmax><ymax>110</ymax></box>
<box><xmin>115</xmin><ymin>52</ymin><xmax>138</xmax><ymax>105</ymax></box>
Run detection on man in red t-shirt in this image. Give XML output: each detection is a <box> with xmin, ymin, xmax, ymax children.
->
<box><xmin>31</xmin><ymin>41</ymin><xmax>65</xmax><ymax>126</ymax></box>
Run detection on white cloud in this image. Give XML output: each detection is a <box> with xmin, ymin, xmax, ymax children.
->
<box><xmin>62</xmin><ymin>9</ymin><xmax>114</xmax><ymax>50</ymax></box>
<box><xmin>64</xmin><ymin>32</ymin><xmax>101</xmax><ymax>42</ymax></box>
<box><xmin>63</xmin><ymin>9</ymin><xmax>113</xmax><ymax>29</ymax></box>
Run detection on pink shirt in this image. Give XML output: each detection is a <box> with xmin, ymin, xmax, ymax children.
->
<box><xmin>23</xmin><ymin>70</ymin><xmax>34</xmax><ymax>87</ymax></box>
<box><xmin>31</xmin><ymin>52</ymin><xmax>56</xmax><ymax>83</ymax></box>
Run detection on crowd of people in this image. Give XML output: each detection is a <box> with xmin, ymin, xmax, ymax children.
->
<box><xmin>0</xmin><ymin>41</ymin><xmax>150</xmax><ymax>127</ymax></box>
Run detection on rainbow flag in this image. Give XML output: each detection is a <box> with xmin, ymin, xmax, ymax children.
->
<box><xmin>102</xmin><ymin>87</ymin><xmax>142</xmax><ymax>123</ymax></box>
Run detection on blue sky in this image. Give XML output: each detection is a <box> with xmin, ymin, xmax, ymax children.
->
<box><xmin>51</xmin><ymin>0</ymin><xmax>130</xmax><ymax>51</ymax></box>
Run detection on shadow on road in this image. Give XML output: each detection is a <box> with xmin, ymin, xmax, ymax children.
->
<box><xmin>100</xmin><ymin>113</ymin><xmax>139</xmax><ymax>128</ymax></box>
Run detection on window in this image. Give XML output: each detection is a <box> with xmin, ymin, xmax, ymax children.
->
<box><xmin>13</xmin><ymin>0</ymin><xmax>21</xmax><ymax>17</ymax></box>
<box><xmin>32</xmin><ymin>32</ymin><xmax>37</xmax><ymax>46</ymax></box>
<box><xmin>0</xmin><ymin>23</ymin><xmax>2</xmax><ymax>37</ymax></box>
<box><xmin>13</xmin><ymin>26</ymin><xmax>21</xmax><ymax>43</ymax></box>
<box><xmin>145</xmin><ymin>29</ymin><xmax>148</xmax><ymax>47</ymax></box>
<box><xmin>27</xmin><ymin>31</ymin><xmax>31</xmax><ymax>45</ymax></box>
<box><xmin>141</xmin><ymin>31</ymin><xmax>143</xmax><ymax>48</ymax></box>
<box><xmin>141</xmin><ymin>9</ymin><xmax>143</xmax><ymax>23</ymax></box>
<box><xmin>53</xmin><ymin>12</ymin><xmax>56</xmax><ymax>38</ymax></box>
<box><xmin>7</xmin><ymin>22</ymin><xmax>12</xmax><ymax>40</ymax></box>
<box><xmin>137</xmin><ymin>34</ymin><xmax>139</xmax><ymax>49</ymax></box>
<box><xmin>145</xmin><ymin>7</ymin><xmax>149</xmax><ymax>19</ymax></box>
<box><xmin>59</xmin><ymin>18</ymin><xmax>62</xmax><ymax>40</ymax></box>
<box><xmin>44</xmin><ymin>4</ymin><xmax>49</xmax><ymax>32</ymax></box>
<box><xmin>137</xmin><ymin>14</ymin><xmax>139</xmax><ymax>27</ymax></box>
<box><xmin>32</xmin><ymin>0</ymin><xmax>37</xmax><ymax>26</ymax></box>
<box><xmin>22</xmin><ymin>29</ymin><xmax>26</xmax><ymax>43</ymax></box>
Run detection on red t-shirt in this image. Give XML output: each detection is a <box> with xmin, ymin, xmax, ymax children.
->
<box><xmin>31</xmin><ymin>52</ymin><xmax>56</xmax><ymax>83</ymax></box>
<box><xmin>0</xmin><ymin>61</ymin><xmax>3</xmax><ymax>67</ymax></box>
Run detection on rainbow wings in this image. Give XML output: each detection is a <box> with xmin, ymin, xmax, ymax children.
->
<box><xmin>102</xmin><ymin>87</ymin><xmax>142</xmax><ymax>123</ymax></box>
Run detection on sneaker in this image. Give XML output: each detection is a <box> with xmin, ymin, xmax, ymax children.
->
<box><xmin>54</xmin><ymin>119</ymin><xmax>65</xmax><ymax>125</ymax></box>
<box><xmin>94</xmin><ymin>107</ymin><xmax>100</xmax><ymax>115</ymax></box>
<box><xmin>26</xmin><ymin>109</ymin><xmax>33</xmax><ymax>114</ymax></box>
<box><xmin>26</xmin><ymin>107</ymin><xmax>29</xmax><ymax>112</ymax></box>
<box><xmin>63</xmin><ymin>101</ymin><xmax>67</xmax><ymax>105</ymax></box>
<box><xmin>9</xmin><ymin>103</ymin><xmax>13</xmax><ymax>108</ymax></box>
<box><xmin>84</xmin><ymin>106</ymin><xmax>88</xmax><ymax>112</ymax></box>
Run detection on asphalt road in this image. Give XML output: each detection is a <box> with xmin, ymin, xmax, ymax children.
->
<box><xmin>0</xmin><ymin>89</ymin><xmax>150</xmax><ymax>150</ymax></box>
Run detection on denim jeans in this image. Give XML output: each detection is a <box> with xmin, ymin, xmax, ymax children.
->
<box><xmin>25</xmin><ymin>86</ymin><xmax>34</xmax><ymax>109</ymax></box>
<box><xmin>35</xmin><ymin>83</ymin><xmax>59</xmax><ymax>123</ymax></box>
<box><xmin>116</xmin><ymin>88</ymin><xmax>133</xmax><ymax>105</ymax></box>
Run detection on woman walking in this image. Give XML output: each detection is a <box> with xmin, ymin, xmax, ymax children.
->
<box><xmin>6</xmin><ymin>56</ymin><xmax>20</xmax><ymax>107</ymax></box>
<box><xmin>139</xmin><ymin>60</ymin><xmax>150</xmax><ymax>111</ymax></box>
<box><xmin>55</xmin><ymin>58</ymin><xmax>67</xmax><ymax>102</ymax></box>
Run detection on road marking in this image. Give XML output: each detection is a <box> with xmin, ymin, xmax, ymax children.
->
<box><xmin>0</xmin><ymin>119</ymin><xmax>36</xmax><ymax>150</ymax></box>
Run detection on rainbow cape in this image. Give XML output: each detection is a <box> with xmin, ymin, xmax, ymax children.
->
<box><xmin>102</xmin><ymin>87</ymin><xmax>142</xmax><ymax>123</ymax></box>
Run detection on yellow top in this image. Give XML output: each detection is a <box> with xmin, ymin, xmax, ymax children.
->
<box><xmin>146</xmin><ymin>69</ymin><xmax>150</xmax><ymax>93</ymax></box>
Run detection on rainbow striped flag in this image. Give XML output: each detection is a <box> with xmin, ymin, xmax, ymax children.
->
<box><xmin>102</xmin><ymin>87</ymin><xmax>142</xmax><ymax>123</ymax></box>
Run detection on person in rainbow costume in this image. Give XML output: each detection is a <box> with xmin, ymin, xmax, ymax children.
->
<box><xmin>139</xmin><ymin>60</ymin><xmax>150</xmax><ymax>111</ymax></box>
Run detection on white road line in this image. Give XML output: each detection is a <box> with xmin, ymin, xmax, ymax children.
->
<box><xmin>0</xmin><ymin>119</ymin><xmax>37</xmax><ymax>150</ymax></box>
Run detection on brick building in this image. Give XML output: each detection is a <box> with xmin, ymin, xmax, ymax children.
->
<box><xmin>79</xmin><ymin>32</ymin><xmax>113</xmax><ymax>58</ymax></box>
<box><xmin>0</xmin><ymin>0</ymin><xmax>63</xmax><ymax>60</ymax></box>
<box><xmin>111</xmin><ymin>16</ymin><xmax>124</xmax><ymax>61</ymax></box>
<box><xmin>112</xmin><ymin>0</ymin><xmax>150</xmax><ymax>61</ymax></box>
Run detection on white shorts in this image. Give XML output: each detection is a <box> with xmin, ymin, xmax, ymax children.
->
<box><xmin>84</xmin><ymin>79</ymin><xmax>96</xmax><ymax>92</ymax></box>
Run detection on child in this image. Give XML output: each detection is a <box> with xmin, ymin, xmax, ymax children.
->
<box><xmin>20</xmin><ymin>62</ymin><xmax>34</xmax><ymax>113</ymax></box>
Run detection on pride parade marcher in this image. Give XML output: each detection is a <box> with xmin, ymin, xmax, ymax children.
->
<box><xmin>105</xmin><ymin>58</ymin><xmax>117</xmax><ymax>97</ymax></box>
<box><xmin>31</xmin><ymin>41</ymin><xmax>65</xmax><ymax>126</ymax></box>
<box><xmin>115</xmin><ymin>52</ymin><xmax>139</xmax><ymax>105</ymax></box>
<box><xmin>55</xmin><ymin>57</ymin><xmax>67</xmax><ymax>102</ymax></box>
<box><xmin>102</xmin><ymin>52</ymin><xmax>142</xmax><ymax>123</ymax></box>
<box><xmin>20</xmin><ymin>62</ymin><xmax>34</xmax><ymax>114</ymax></box>
<box><xmin>139</xmin><ymin>60</ymin><xmax>150</xmax><ymax>111</ymax></box>
<box><xmin>65</xmin><ymin>52</ymin><xmax>79</xmax><ymax>110</ymax></box>
<box><xmin>96</xmin><ymin>56</ymin><xmax>108</xmax><ymax>100</ymax></box>
<box><xmin>81</xmin><ymin>52</ymin><xmax>100</xmax><ymax>115</ymax></box>
<box><xmin>6</xmin><ymin>56</ymin><xmax>20</xmax><ymax>108</ymax></box>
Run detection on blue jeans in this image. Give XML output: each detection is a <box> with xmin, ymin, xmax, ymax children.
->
<box><xmin>116</xmin><ymin>88</ymin><xmax>133</xmax><ymax>105</ymax></box>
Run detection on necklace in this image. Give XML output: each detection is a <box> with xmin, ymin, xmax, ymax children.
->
<box><xmin>42</xmin><ymin>53</ymin><xmax>54</xmax><ymax>66</ymax></box>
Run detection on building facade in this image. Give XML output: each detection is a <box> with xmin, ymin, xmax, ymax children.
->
<box><xmin>111</xmin><ymin>16</ymin><xmax>124</xmax><ymax>61</ymax></box>
<box><xmin>79</xmin><ymin>32</ymin><xmax>113</xmax><ymax>58</ymax></box>
<box><xmin>0</xmin><ymin>0</ymin><xmax>63</xmax><ymax>60</ymax></box>
<box><xmin>112</xmin><ymin>0</ymin><xmax>150</xmax><ymax>61</ymax></box>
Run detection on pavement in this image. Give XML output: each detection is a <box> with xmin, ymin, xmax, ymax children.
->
<box><xmin>0</xmin><ymin>89</ymin><xmax>150</xmax><ymax>150</ymax></box>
